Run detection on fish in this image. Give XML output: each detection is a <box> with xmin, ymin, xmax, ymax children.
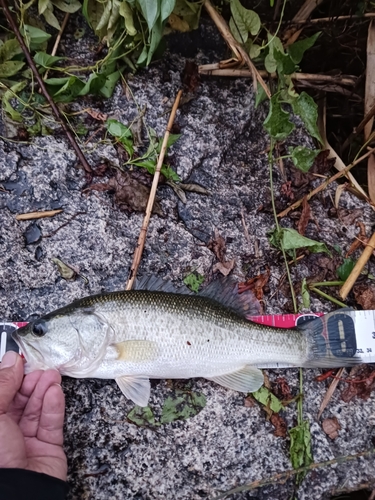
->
<box><xmin>12</xmin><ymin>277</ymin><xmax>358</xmax><ymax>407</ymax></box>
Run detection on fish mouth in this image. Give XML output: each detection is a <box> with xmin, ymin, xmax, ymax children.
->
<box><xmin>12</xmin><ymin>331</ymin><xmax>46</xmax><ymax>369</ymax></box>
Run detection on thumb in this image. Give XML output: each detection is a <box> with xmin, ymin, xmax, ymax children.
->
<box><xmin>0</xmin><ymin>352</ymin><xmax>24</xmax><ymax>414</ymax></box>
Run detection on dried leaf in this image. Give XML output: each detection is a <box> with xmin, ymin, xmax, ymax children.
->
<box><xmin>212</xmin><ymin>259</ymin><xmax>235</xmax><ymax>277</ymax></box>
<box><xmin>270</xmin><ymin>413</ymin><xmax>287</xmax><ymax>438</ymax></box>
<box><xmin>297</xmin><ymin>196</ymin><xmax>311</xmax><ymax>236</ymax></box>
<box><xmin>322</xmin><ymin>417</ymin><xmax>340</xmax><ymax>439</ymax></box>
<box><xmin>341</xmin><ymin>365</ymin><xmax>375</xmax><ymax>402</ymax></box>
<box><xmin>182</xmin><ymin>61</ymin><xmax>200</xmax><ymax>92</ymax></box>
<box><xmin>51</xmin><ymin>257</ymin><xmax>77</xmax><ymax>280</ymax></box>
<box><xmin>208</xmin><ymin>228</ymin><xmax>226</xmax><ymax>262</ymax></box>
<box><xmin>238</xmin><ymin>268</ymin><xmax>270</xmax><ymax>301</ymax></box>
<box><xmin>354</xmin><ymin>284</ymin><xmax>375</xmax><ymax>310</ymax></box>
<box><xmin>274</xmin><ymin>377</ymin><xmax>292</xmax><ymax>400</ymax></box>
<box><xmin>178</xmin><ymin>183</ymin><xmax>210</xmax><ymax>195</ymax></box>
<box><xmin>86</xmin><ymin>108</ymin><xmax>108</xmax><ymax>121</ymax></box>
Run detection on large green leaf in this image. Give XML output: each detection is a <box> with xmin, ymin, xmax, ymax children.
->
<box><xmin>119</xmin><ymin>1</ymin><xmax>137</xmax><ymax>36</ymax></box>
<box><xmin>0</xmin><ymin>39</ymin><xmax>22</xmax><ymax>64</ymax></box>
<box><xmin>288</xmin><ymin>32</ymin><xmax>321</xmax><ymax>65</ymax></box>
<box><xmin>0</xmin><ymin>61</ymin><xmax>25</xmax><ymax>78</ymax></box>
<box><xmin>270</xmin><ymin>227</ymin><xmax>330</xmax><ymax>255</ymax></box>
<box><xmin>230</xmin><ymin>0</ymin><xmax>260</xmax><ymax>41</ymax></box>
<box><xmin>337</xmin><ymin>258</ymin><xmax>356</xmax><ymax>281</ymax></box>
<box><xmin>146</xmin><ymin>15</ymin><xmax>164</xmax><ymax>65</ymax></box>
<box><xmin>160</xmin><ymin>0</ymin><xmax>175</xmax><ymax>21</ymax></box>
<box><xmin>252</xmin><ymin>387</ymin><xmax>283</xmax><ymax>413</ymax></box>
<box><xmin>34</xmin><ymin>52</ymin><xmax>64</xmax><ymax>68</ymax></box>
<box><xmin>43</xmin><ymin>4</ymin><xmax>61</xmax><ymax>30</ymax></box>
<box><xmin>289</xmin><ymin>420</ymin><xmax>313</xmax><ymax>471</ymax></box>
<box><xmin>291</xmin><ymin>92</ymin><xmax>323</xmax><ymax>144</ymax></box>
<box><xmin>289</xmin><ymin>146</ymin><xmax>319</xmax><ymax>173</ymax></box>
<box><xmin>22</xmin><ymin>25</ymin><xmax>51</xmax><ymax>47</ymax></box>
<box><xmin>263</xmin><ymin>94</ymin><xmax>295</xmax><ymax>140</ymax></box>
<box><xmin>160</xmin><ymin>390</ymin><xmax>206</xmax><ymax>424</ymax></box>
<box><xmin>138</xmin><ymin>0</ymin><xmax>160</xmax><ymax>30</ymax></box>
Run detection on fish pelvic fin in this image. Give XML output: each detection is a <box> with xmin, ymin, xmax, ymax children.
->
<box><xmin>207</xmin><ymin>365</ymin><xmax>264</xmax><ymax>393</ymax></box>
<box><xmin>298</xmin><ymin>309</ymin><xmax>361</xmax><ymax>368</ymax></box>
<box><xmin>115</xmin><ymin>376</ymin><xmax>151</xmax><ymax>407</ymax></box>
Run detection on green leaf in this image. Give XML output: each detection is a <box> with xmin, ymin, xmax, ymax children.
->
<box><xmin>289</xmin><ymin>146</ymin><xmax>319</xmax><ymax>173</ymax></box>
<box><xmin>138</xmin><ymin>0</ymin><xmax>160</xmax><ymax>30</ymax></box>
<box><xmin>160</xmin><ymin>0</ymin><xmax>175</xmax><ymax>21</ymax></box>
<box><xmin>51</xmin><ymin>0</ymin><xmax>82</xmax><ymax>12</ymax></box>
<box><xmin>263</xmin><ymin>94</ymin><xmax>295</xmax><ymax>141</ymax></box>
<box><xmin>273</xmin><ymin>49</ymin><xmax>296</xmax><ymax>75</ymax></box>
<box><xmin>288</xmin><ymin>32</ymin><xmax>321</xmax><ymax>65</ymax></box>
<box><xmin>160</xmin><ymin>390</ymin><xmax>206</xmax><ymax>424</ymax></box>
<box><xmin>172</xmin><ymin>0</ymin><xmax>202</xmax><ymax>31</ymax></box>
<box><xmin>0</xmin><ymin>61</ymin><xmax>25</xmax><ymax>78</ymax></box>
<box><xmin>289</xmin><ymin>420</ymin><xmax>313</xmax><ymax>471</ymax></box>
<box><xmin>337</xmin><ymin>258</ymin><xmax>356</xmax><ymax>281</ymax></box>
<box><xmin>249</xmin><ymin>42</ymin><xmax>261</xmax><ymax>59</ymax></box>
<box><xmin>230</xmin><ymin>0</ymin><xmax>260</xmax><ymax>38</ymax></box>
<box><xmin>0</xmin><ymin>39</ymin><xmax>22</xmax><ymax>64</ymax></box>
<box><xmin>156</xmin><ymin>133</ymin><xmax>181</xmax><ymax>154</ymax></box>
<box><xmin>43</xmin><ymin>4</ymin><xmax>61</xmax><ymax>30</ymax></box>
<box><xmin>96</xmin><ymin>0</ymin><xmax>112</xmax><ymax>31</ymax></box>
<box><xmin>22</xmin><ymin>25</ymin><xmax>52</xmax><ymax>46</ymax></box>
<box><xmin>2</xmin><ymin>81</ymin><xmax>27</xmax><ymax>121</ymax></box>
<box><xmin>291</xmin><ymin>91</ymin><xmax>323</xmax><ymax>144</ymax></box>
<box><xmin>100</xmin><ymin>69</ymin><xmax>121</xmax><ymax>98</ymax></box>
<box><xmin>45</xmin><ymin>76</ymin><xmax>85</xmax><ymax>102</ymax></box>
<box><xmin>106</xmin><ymin>118</ymin><xmax>132</xmax><ymax>139</ymax></box>
<box><xmin>229</xmin><ymin>16</ymin><xmax>247</xmax><ymax>44</ymax></box>
<box><xmin>255</xmin><ymin>84</ymin><xmax>268</xmax><ymax>108</ymax></box>
<box><xmin>127</xmin><ymin>405</ymin><xmax>156</xmax><ymax>426</ymax></box>
<box><xmin>183</xmin><ymin>272</ymin><xmax>204</xmax><ymax>293</ymax></box>
<box><xmin>301</xmin><ymin>278</ymin><xmax>310</xmax><ymax>309</ymax></box>
<box><xmin>38</xmin><ymin>0</ymin><xmax>50</xmax><ymax>14</ymax></box>
<box><xmin>147</xmin><ymin>15</ymin><xmax>164</xmax><ymax>65</ymax></box>
<box><xmin>34</xmin><ymin>52</ymin><xmax>64</xmax><ymax>68</ymax></box>
<box><xmin>119</xmin><ymin>1</ymin><xmax>137</xmax><ymax>36</ymax></box>
<box><xmin>78</xmin><ymin>72</ymin><xmax>106</xmax><ymax>96</ymax></box>
<box><xmin>252</xmin><ymin>386</ymin><xmax>283</xmax><ymax>413</ymax></box>
<box><xmin>270</xmin><ymin>227</ymin><xmax>330</xmax><ymax>255</ymax></box>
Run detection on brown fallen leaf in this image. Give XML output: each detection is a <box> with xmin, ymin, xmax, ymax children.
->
<box><xmin>270</xmin><ymin>413</ymin><xmax>287</xmax><ymax>438</ymax></box>
<box><xmin>88</xmin><ymin>170</ymin><xmax>163</xmax><ymax>216</ymax></box>
<box><xmin>212</xmin><ymin>259</ymin><xmax>235</xmax><ymax>277</ymax></box>
<box><xmin>341</xmin><ymin>365</ymin><xmax>375</xmax><ymax>402</ymax></box>
<box><xmin>238</xmin><ymin>268</ymin><xmax>270</xmax><ymax>301</ymax></box>
<box><xmin>244</xmin><ymin>396</ymin><xmax>255</xmax><ymax>408</ymax></box>
<box><xmin>322</xmin><ymin>417</ymin><xmax>340</xmax><ymax>440</ymax></box>
<box><xmin>86</xmin><ymin>108</ymin><xmax>108</xmax><ymax>121</ymax></box>
<box><xmin>354</xmin><ymin>284</ymin><xmax>375</xmax><ymax>310</ymax></box>
<box><xmin>297</xmin><ymin>196</ymin><xmax>311</xmax><ymax>236</ymax></box>
<box><xmin>274</xmin><ymin>376</ymin><xmax>292</xmax><ymax>401</ymax></box>
<box><xmin>280</xmin><ymin>180</ymin><xmax>294</xmax><ymax>200</ymax></box>
<box><xmin>182</xmin><ymin>60</ymin><xmax>200</xmax><ymax>92</ymax></box>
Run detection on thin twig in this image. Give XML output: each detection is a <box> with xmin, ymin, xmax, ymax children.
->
<box><xmin>0</xmin><ymin>0</ymin><xmax>93</xmax><ymax>174</ymax></box>
<box><xmin>198</xmin><ymin>66</ymin><xmax>357</xmax><ymax>87</ymax></box>
<box><xmin>211</xmin><ymin>448</ymin><xmax>375</xmax><ymax>499</ymax></box>
<box><xmin>16</xmin><ymin>209</ymin><xmax>63</xmax><ymax>220</ymax></box>
<box><xmin>125</xmin><ymin>90</ymin><xmax>183</xmax><ymax>290</ymax></box>
<box><xmin>284</xmin><ymin>12</ymin><xmax>375</xmax><ymax>25</ymax></box>
<box><xmin>340</xmin><ymin>232</ymin><xmax>375</xmax><ymax>299</ymax></box>
<box><xmin>43</xmin><ymin>12</ymin><xmax>70</xmax><ymax>81</ymax></box>
<box><xmin>317</xmin><ymin>367</ymin><xmax>345</xmax><ymax>420</ymax></box>
<box><xmin>341</xmin><ymin>102</ymin><xmax>375</xmax><ymax>152</ymax></box>
<box><xmin>277</xmin><ymin>147</ymin><xmax>375</xmax><ymax>218</ymax></box>
<box><xmin>204</xmin><ymin>0</ymin><xmax>270</xmax><ymax>98</ymax></box>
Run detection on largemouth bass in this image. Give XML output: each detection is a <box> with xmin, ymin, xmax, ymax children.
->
<box><xmin>13</xmin><ymin>278</ymin><xmax>357</xmax><ymax>406</ymax></box>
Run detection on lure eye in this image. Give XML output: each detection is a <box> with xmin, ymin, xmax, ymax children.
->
<box><xmin>32</xmin><ymin>322</ymin><xmax>47</xmax><ymax>337</ymax></box>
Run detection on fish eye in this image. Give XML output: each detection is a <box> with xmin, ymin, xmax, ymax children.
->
<box><xmin>32</xmin><ymin>321</ymin><xmax>47</xmax><ymax>337</ymax></box>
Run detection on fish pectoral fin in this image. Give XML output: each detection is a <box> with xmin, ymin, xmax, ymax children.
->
<box><xmin>207</xmin><ymin>365</ymin><xmax>264</xmax><ymax>393</ymax></box>
<box><xmin>115</xmin><ymin>376</ymin><xmax>151</xmax><ymax>407</ymax></box>
<box><xmin>113</xmin><ymin>340</ymin><xmax>158</xmax><ymax>362</ymax></box>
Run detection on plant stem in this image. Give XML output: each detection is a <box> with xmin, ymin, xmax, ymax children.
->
<box><xmin>212</xmin><ymin>449</ymin><xmax>375</xmax><ymax>499</ymax></box>
<box><xmin>310</xmin><ymin>281</ymin><xmax>345</xmax><ymax>287</ymax></box>
<box><xmin>310</xmin><ymin>287</ymin><xmax>347</xmax><ymax>308</ymax></box>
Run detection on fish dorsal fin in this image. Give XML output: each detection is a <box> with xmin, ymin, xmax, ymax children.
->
<box><xmin>200</xmin><ymin>277</ymin><xmax>261</xmax><ymax>317</ymax></box>
<box><xmin>207</xmin><ymin>365</ymin><xmax>264</xmax><ymax>393</ymax></box>
<box><xmin>134</xmin><ymin>275</ymin><xmax>192</xmax><ymax>294</ymax></box>
<box><xmin>115</xmin><ymin>375</ymin><xmax>151</xmax><ymax>407</ymax></box>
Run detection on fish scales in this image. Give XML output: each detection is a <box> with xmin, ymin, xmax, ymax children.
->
<box><xmin>12</xmin><ymin>281</ymin><xmax>359</xmax><ymax>406</ymax></box>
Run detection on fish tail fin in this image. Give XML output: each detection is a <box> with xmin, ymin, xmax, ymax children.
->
<box><xmin>297</xmin><ymin>310</ymin><xmax>361</xmax><ymax>368</ymax></box>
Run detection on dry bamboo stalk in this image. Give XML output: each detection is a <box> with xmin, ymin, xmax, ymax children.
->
<box><xmin>16</xmin><ymin>209</ymin><xmax>63</xmax><ymax>220</ymax></box>
<box><xmin>198</xmin><ymin>66</ymin><xmax>357</xmax><ymax>86</ymax></box>
<box><xmin>125</xmin><ymin>90</ymin><xmax>183</xmax><ymax>291</ymax></box>
<box><xmin>277</xmin><ymin>147</ymin><xmax>375</xmax><ymax>218</ymax></box>
<box><xmin>204</xmin><ymin>0</ymin><xmax>270</xmax><ymax>98</ymax></box>
<box><xmin>288</xmin><ymin>12</ymin><xmax>375</xmax><ymax>24</ymax></box>
<box><xmin>339</xmin><ymin>232</ymin><xmax>375</xmax><ymax>300</ymax></box>
<box><xmin>341</xmin><ymin>102</ymin><xmax>375</xmax><ymax>152</ymax></box>
<box><xmin>43</xmin><ymin>13</ymin><xmax>70</xmax><ymax>81</ymax></box>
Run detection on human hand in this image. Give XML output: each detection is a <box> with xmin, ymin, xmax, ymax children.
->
<box><xmin>0</xmin><ymin>351</ymin><xmax>67</xmax><ymax>481</ymax></box>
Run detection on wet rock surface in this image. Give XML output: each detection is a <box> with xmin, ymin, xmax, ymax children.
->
<box><xmin>1</xmin><ymin>17</ymin><xmax>375</xmax><ymax>500</ymax></box>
